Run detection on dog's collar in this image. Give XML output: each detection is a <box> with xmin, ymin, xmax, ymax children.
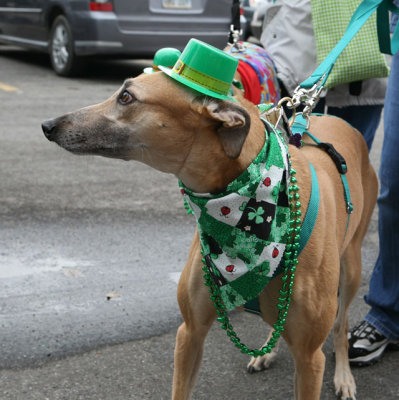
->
<box><xmin>179</xmin><ymin>125</ymin><xmax>291</xmax><ymax>310</ymax></box>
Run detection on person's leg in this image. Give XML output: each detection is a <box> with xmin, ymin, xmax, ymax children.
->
<box><xmin>326</xmin><ymin>104</ymin><xmax>383</xmax><ymax>151</ymax></box>
<box><xmin>348</xmin><ymin>52</ymin><xmax>399</xmax><ymax>366</ymax></box>
<box><xmin>364</xmin><ymin>52</ymin><xmax>399</xmax><ymax>340</ymax></box>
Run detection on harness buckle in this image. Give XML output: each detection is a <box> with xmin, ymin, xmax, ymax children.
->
<box><xmin>317</xmin><ymin>142</ymin><xmax>348</xmax><ymax>175</ymax></box>
<box><xmin>347</xmin><ymin>202</ymin><xmax>354</xmax><ymax>214</ymax></box>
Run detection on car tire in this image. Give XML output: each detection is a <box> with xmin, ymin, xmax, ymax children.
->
<box><xmin>49</xmin><ymin>15</ymin><xmax>85</xmax><ymax>76</ymax></box>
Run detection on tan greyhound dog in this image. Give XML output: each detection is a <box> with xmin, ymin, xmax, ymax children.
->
<box><xmin>42</xmin><ymin>42</ymin><xmax>377</xmax><ymax>400</ymax></box>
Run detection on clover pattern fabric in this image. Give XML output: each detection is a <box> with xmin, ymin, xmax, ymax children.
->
<box><xmin>179</xmin><ymin>127</ymin><xmax>291</xmax><ymax>310</ymax></box>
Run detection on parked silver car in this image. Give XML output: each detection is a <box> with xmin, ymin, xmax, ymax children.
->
<box><xmin>0</xmin><ymin>0</ymin><xmax>242</xmax><ymax>76</ymax></box>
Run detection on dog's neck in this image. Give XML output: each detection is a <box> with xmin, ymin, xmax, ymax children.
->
<box><xmin>177</xmin><ymin>99</ymin><xmax>266</xmax><ymax>194</ymax></box>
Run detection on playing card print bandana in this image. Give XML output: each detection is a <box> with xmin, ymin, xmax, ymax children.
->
<box><xmin>180</xmin><ymin>125</ymin><xmax>291</xmax><ymax>310</ymax></box>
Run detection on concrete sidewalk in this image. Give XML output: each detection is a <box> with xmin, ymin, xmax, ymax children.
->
<box><xmin>1</xmin><ymin>278</ymin><xmax>398</xmax><ymax>400</ymax></box>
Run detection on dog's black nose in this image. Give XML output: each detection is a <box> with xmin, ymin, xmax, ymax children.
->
<box><xmin>42</xmin><ymin>119</ymin><xmax>57</xmax><ymax>141</ymax></box>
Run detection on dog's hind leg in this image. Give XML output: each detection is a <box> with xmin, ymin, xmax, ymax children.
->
<box><xmin>172</xmin><ymin>231</ymin><xmax>217</xmax><ymax>400</ymax></box>
<box><xmin>333</xmin><ymin>240</ymin><xmax>361</xmax><ymax>400</ymax></box>
<box><xmin>247</xmin><ymin>328</ymin><xmax>280</xmax><ymax>373</ymax></box>
<box><xmin>334</xmin><ymin>172</ymin><xmax>376</xmax><ymax>400</ymax></box>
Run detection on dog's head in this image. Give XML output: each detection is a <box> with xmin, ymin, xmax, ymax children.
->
<box><xmin>42</xmin><ymin>73</ymin><xmax>259</xmax><ymax>192</ymax></box>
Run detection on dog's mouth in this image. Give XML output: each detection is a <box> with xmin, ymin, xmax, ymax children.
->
<box><xmin>42</xmin><ymin>121</ymin><xmax>90</xmax><ymax>153</ymax></box>
<box><xmin>46</xmin><ymin>132</ymin><xmax>132</xmax><ymax>159</ymax></box>
<box><xmin>51</xmin><ymin>132</ymin><xmax>87</xmax><ymax>149</ymax></box>
<box><xmin>42</xmin><ymin>116</ymin><xmax>134</xmax><ymax>159</ymax></box>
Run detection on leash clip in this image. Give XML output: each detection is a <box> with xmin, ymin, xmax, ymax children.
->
<box><xmin>289</xmin><ymin>82</ymin><xmax>324</xmax><ymax>131</ymax></box>
<box><xmin>291</xmin><ymin>83</ymin><xmax>324</xmax><ymax>113</ymax></box>
<box><xmin>228</xmin><ymin>25</ymin><xmax>244</xmax><ymax>51</ymax></box>
<box><xmin>346</xmin><ymin>202</ymin><xmax>354</xmax><ymax>214</ymax></box>
<box><xmin>291</xmin><ymin>74</ymin><xmax>326</xmax><ymax>114</ymax></box>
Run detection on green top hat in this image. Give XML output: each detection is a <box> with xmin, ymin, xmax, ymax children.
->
<box><xmin>158</xmin><ymin>39</ymin><xmax>238</xmax><ymax>100</ymax></box>
<box><xmin>143</xmin><ymin>47</ymin><xmax>182</xmax><ymax>74</ymax></box>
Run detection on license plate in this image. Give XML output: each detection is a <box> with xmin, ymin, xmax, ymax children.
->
<box><xmin>162</xmin><ymin>0</ymin><xmax>192</xmax><ymax>9</ymax></box>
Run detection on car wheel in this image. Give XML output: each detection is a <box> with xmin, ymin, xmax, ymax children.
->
<box><xmin>49</xmin><ymin>15</ymin><xmax>85</xmax><ymax>76</ymax></box>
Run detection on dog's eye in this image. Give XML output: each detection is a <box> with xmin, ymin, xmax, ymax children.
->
<box><xmin>119</xmin><ymin>90</ymin><xmax>135</xmax><ymax>105</ymax></box>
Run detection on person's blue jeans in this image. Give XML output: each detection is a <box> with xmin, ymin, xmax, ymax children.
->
<box><xmin>364</xmin><ymin>51</ymin><xmax>399</xmax><ymax>340</ymax></box>
<box><xmin>313</xmin><ymin>100</ymin><xmax>383</xmax><ymax>151</ymax></box>
<box><xmin>326</xmin><ymin>104</ymin><xmax>382</xmax><ymax>151</ymax></box>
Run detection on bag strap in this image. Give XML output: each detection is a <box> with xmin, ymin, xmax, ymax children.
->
<box><xmin>228</xmin><ymin>0</ymin><xmax>241</xmax><ymax>45</ymax></box>
<box><xmin>377</xmin><ymin>0</ymin><xmax>399</xmax><ymax>54</ymax></box>
<box><xmin>300</xmin><ymin>0</ymin><xmax>398</xmax><ymax>90</ymax></box>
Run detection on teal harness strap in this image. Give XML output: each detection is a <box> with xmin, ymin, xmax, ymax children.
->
<box><xmin>291</xmin><ymin>115</ymin><xmax>321</xmax><ymax>252</ymax></box>
<box><xmin>293</xmin><ymin>114</ymin><xmax>353</xmax><ymax>231</ymax></box>
<box><xmin>290</xmin><ymin>114</ymin><xmax>321</xmax><ymax>252</ymax></box>
<box><xmin>298</xmin><ymin>163</ymin><xmax>319</xmax><ymax>254</ymax></box>
<box><xmin>341</xmin><ymin>175</ymin><xmax>354</xmax><ymax>231</ymax></box>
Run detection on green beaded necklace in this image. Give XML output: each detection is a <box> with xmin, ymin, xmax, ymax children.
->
<box><xmin>181</xmin><ymin>126</ymin><xmax>301</xmax><ymax>357</ymax></box>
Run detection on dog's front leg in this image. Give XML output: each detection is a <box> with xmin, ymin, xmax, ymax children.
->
<box><xmin>172</xmin><ymin>231</ymin><xmax>217</xmax><ymax>400</ymax></box>
<box><xmin>247</xmin><ymin>328</ymin><xmax>281</xmax><ymax>373</ymax></box>
<box><xmin>285</xmin><ymin>275</ymin><xmax>339</xmax><ymax>400</ymax></box>
<box><xmin>292</xmin><ymin>347</ymin><xmax>326</xmax><ymax>400</ymax></box>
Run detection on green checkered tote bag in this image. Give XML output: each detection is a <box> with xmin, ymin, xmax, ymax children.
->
<box><xmin>311</xmin><ymin>0</ymin><xmax>389</xmax><ymax>89</ymax></box>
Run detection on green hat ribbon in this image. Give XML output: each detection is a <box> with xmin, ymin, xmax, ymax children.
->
<box><xmin>172</xmin><ymin>59</ymin><xmax>231</xmax><ymax>97</ymax></box>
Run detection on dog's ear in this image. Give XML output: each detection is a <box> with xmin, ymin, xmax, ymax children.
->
<box><xmin>203</xmin><ymin>100</ymin><xmax>251</xmax><ymax>159</ymax></box>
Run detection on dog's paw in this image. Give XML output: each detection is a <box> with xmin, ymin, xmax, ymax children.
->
<box><xmin>336</xmin><ymin>392</ymin><xmax>356</xmax><ymax>400</ymax></box>
<box><xmin>247</xmin><ymin>351</ymin><xmax>277</xmax><ymax>374</ymax></box>
<box><xmin>334</xmin><ymin>370</ymin><xmax>357</xmax><ymax>400</ymax></box>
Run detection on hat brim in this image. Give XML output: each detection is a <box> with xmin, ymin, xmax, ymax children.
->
<box><xmin>144</xmin><ymin>66</ymin><xmax>163</xmax><ymax>74</ymax></box>
<box><xmin>158</xmin><ymin>65</ymin><xmax>235</xmax><ymax>101</ymax></box>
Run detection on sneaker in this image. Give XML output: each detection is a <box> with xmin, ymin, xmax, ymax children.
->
<box><xmin>348</xmin><ymin>320</ymin><xmax>399</xmax><ymax>366</ymax></box>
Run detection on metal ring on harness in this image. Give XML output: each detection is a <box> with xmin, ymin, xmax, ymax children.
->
<box><xmin>276</xmin><ymin>96</ymin><xmax>296</xmax><ymax>128</ymax></box>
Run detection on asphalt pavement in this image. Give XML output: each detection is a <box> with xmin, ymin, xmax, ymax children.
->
<box><xmin>0</xmin><ymin>45</ymin><xmax>398</xmax><ymax>399</ymax></box>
